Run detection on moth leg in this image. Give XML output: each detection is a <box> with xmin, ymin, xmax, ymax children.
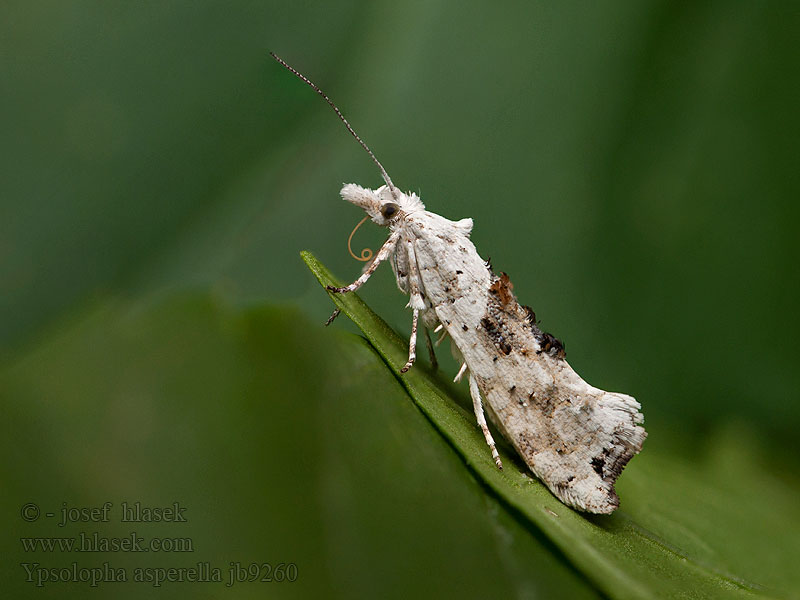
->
<box><xmin>323</xmin><ymin>308</ymin><xmax>341</xmax><ymax>326</ymax></box>
<box><xmin>397</xmin><ymin>238</ymin><xmax>427</xmax><ymax>375</ymax></box>
<box><xmin>453</xmin><ymin>362</ymin><xmax>467</xmax><ymax>383</ymax></box>
<box><xmin>468</xmin><ymin>373</ymin><xmax>503</xmax><ymax>470</ymax></box>
<box><xmin>400</xmin><ymin>308</ymin><xmax>419</xmax><ymax>373</ymax></box>
<box><xmin>404</xmin><ymin>239</ymin><xmax>425</xmax><ymax>310</ymax></box>
<box><xmin>327</xmin><ymin>229</ymin><xmax>402</xmax><ymax>294</ymax></box>
<box><xmin>424</xmin><ymin>327</ymin><xmax>438</xmax><ymax>372</ymax></box>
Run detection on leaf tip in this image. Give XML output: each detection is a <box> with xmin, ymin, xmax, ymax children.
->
<box><xmin>299</xmin><ymin>249</ymin><xmax>315</xmax><ymax>265</ymax></box>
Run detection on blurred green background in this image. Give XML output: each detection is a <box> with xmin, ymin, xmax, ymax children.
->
<box><xmin>2</xmin><ymin>1</ymin><xmax>799</xmax><ymax>598</ymax></box>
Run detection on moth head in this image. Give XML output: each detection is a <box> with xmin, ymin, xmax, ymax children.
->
<box><xmin>340</xmin><ymin>183</ymin><xmax>424</xmax><ymax>226</ymax></box>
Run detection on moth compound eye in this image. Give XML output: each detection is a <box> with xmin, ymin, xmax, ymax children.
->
<box><xmin>381</xmin><ymin>203</ymin><xmax>399</xmax><ymax>219</ymax></box>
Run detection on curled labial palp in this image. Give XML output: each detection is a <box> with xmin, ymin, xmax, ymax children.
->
<box><xmin>347</xmin><ymin>215</ymin><xmax>373</xmax><ymax>262</ymax></box>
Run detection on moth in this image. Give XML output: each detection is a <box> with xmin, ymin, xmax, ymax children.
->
<box><xmin>272</xmin><ymin>53</ymin><xmax>646</xmax><ymax>513</ymax></box>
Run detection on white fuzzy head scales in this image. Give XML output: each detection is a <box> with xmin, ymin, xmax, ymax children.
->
<box><xmin>340</xmin><ymin>184</ymin><xmax>425</xmax><ymax>226</ymax></box>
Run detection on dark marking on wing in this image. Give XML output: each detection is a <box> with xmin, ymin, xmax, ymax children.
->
<box><xmin>480</xmin><ymin>317</ymin><xmax>512</xmax><ymax>355</ymax></box>
<box><xmin>591</xmin><ymin>447</ymin><xmax>618</xmax><ymax>479</ymax></box>
<box><xmin>488</xmin><ymin>272</ymin><xmax>514</xmax><ymax>307</ymax></box>
<box><xmin>523</xmin><ymin>301</ymin><xmax>566</xmax><ymax>359</ymax></box>
<box><xmin>535</xmin><ymin>332</ymin><xmax>566</xmax><ymax>359</ymax></box>
<box><xmin>485</xmin><ymin>270</ymin><xmax>567</xmax><ymax>358</ymax></box>
<box><xmin>529</xmin><ymin>389</ymin><xmax>556</xmax><ymax>418</ymax></box>
<box><xmin>522</xmin><ymin>305</ymin><xmax>537</xmax><ymax>326</ymax></box>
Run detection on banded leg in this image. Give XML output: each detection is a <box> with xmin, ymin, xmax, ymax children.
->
<box><xmin>327</xmin><ymin>229</ymin><xmax>402</xmax><ymax>294</ymax></box>
<box><xmin>400</xmin><ymin>309</ymin><xmax>419</xmax><ymax>373</ymax></box>
<box><xmin>324</xmin><ymin>308</ymin><xmax>341</xmax><ymax>326</ymax></box>
<box><xmin>398</xmin><ymin>239</ymin><xmax>426</xmax><ymax>374</ymax></box>
<box><xmin>468</xmin><ymin>373</ymin><xmax>503</xmax><ymax>470</ymax></box>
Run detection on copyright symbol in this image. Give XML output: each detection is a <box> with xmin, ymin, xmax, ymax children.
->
<box><xmin>21</xmin><ymin>503</ymin><xmax>40</xmax><ymax>522</ymax></box>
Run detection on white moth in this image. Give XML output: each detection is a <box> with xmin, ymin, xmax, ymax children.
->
<box><xmin>273</xmin><ymin>53</ymin><xmax>646</xmax><ymax>514</ymax></box>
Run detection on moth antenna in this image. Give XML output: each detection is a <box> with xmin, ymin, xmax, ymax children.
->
<box><xmin>270</xmin><ymin>52</ymin><xmax>399</xmax><ymax>198</ymax></box>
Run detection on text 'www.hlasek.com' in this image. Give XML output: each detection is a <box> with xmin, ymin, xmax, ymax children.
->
<box><xmin>18</xmin><ymin>501</ymin><xmax>298</xmax><ymax>588</ymax></box>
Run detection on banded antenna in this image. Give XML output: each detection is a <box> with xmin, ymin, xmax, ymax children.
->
<box><xmin>270</xmin><ymin>52</ymin><xmax>398</xmax><ymax>198</ymax></box>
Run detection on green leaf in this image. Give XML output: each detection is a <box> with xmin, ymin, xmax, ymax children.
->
<box><xmin>1</xmin><ymin>297</ymin><xmax>600</xmax><ymax>599</ymax></box>
<box><xmin>303</xmin><ymin>250</ymin><xmax>800</xmax><ymax>600</ymax></box>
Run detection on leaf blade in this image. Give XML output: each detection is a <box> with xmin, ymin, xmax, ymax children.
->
<box><xmin>302</xmin><ymin>250</ymin><xmax>788</xmax><ymax>600</ymax></box>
